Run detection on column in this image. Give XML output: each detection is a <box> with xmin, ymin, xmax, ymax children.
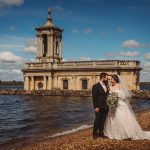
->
<box><xmin>59</xmin><ymin>37</ymin><xmax>62</xmax><ymax>58</ymax></box>
<box><xmin>47</xmin><ymin>35</ymin><xmax>51</xmax><ymax>57</ymax></box>
<box><xmin>48</xmin><ymin>76</ymin><xmax>52</xmax><ymax>90</ymax></box>
<box><xmin>24</xmin><ymin>76</ymin><xmax>30</xmax><ymax>91</ymax></box>
<box><xmin>49</xmin><ymin>33</ymin><xmax>54</xmax><ymax>58</ymax></box>
<box><xmin>43</xmin><ymin>76</ymin><xmax>47</xmax><ymax>90</ymax></box>
<box><xmin>36</xmin><ymin>36</ymin><xmax>40</xmax><ymax>57</ymax></box>
<box><xmin>53</xmin><ymin>76</ymin><xmax>58</xmax><ymax>88</ymax></box>
<box><xmin>30</xmin><ymin>76</ymin><xmax>34</xmax><ymax>91</ymax></box>
<box><xmin>39</xmin><ymin>37</ymin><xmax>43</xmax><ymax>57</ymax></box>
<box><xmin>73</xmin><ymin>76</ymin><xmax>76</xmax><ymax>90</ymax></box>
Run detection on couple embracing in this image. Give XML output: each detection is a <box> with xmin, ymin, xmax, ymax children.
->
<box><xmin>92</xmin><ymin>72</ymin><xmax>150</xmax><ymax>140</ymax></box>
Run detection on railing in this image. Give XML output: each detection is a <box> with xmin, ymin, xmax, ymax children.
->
<box><xmin>23</xmin><ymin>60</ymin><xmax>140</xmax><ymax>70</ymax></box>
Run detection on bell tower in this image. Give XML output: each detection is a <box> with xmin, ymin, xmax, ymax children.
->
<box><xmin>35</xmin><ymin>8</ymin><xmax>63</xmax><ymax>63</ymax></box>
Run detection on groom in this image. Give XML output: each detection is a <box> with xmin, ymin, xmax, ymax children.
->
<box><xmin>92</xmin><ymin>72</ymin><xmax>109</xmax><ymax>139</ymax></box>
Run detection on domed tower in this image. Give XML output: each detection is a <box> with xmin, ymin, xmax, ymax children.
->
<box><xmin>35</xmin><ymin>8</ymin><xmax>63</xmax><ymax>63</ymax></box>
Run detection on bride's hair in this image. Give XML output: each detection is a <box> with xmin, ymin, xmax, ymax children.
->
<box><xmin>111</xmin><ymin>75</ymin><xmax>120</xmax><ymax>83</ymax></box>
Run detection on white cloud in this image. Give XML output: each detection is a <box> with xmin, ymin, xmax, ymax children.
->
<box><xmin>0</xmin><ymin>69</ymin><xmax>23</xmax><ymax>81</ymax></box>
<box><xmin>71</xmin><ymin>28</ymin><xmax>93</xmax><ymax>34</ymax></box>
<box><xmin>72</xmin><ymin>29</ymin><xmax>80</xmax><ymax>34</ymax></box>
<box><xmin>0</xmin><ymin>0</ymin><xmax>24</xmax><ymax>7</ymax></box>
<box><xmin>0</xmin><ymin>44</ymin><xmax>23</xmax><ymax>49</ymax></box>
<box><xmin>53</xmin><ymin>6</ymin><xmax>64</xmax><ymax>13</ymax></box>
<box><xmin>117</xmin><ymin>26</ymin><xmax>127</xmax><ymax>34</ymax></box>
<box><xmin>84</xmin><ymin>28</ymin><xmax>93</xmax><ymax>34</ymax></box>
<box><xmin>144</xmin><ymin>53</ymin><xmax>150</xmax><ymax>61</ymax></box>
<box><xmin>80</xmin><ymin>57</ymin><xmax>91</xmax><ymax>61</ymax></box>
<box><xmin>122</xmin><ymin>40</ymin><xmax>140</xmax><ymax>48</ymax></box>
<box><xmin>105</xmin><ymin>51</ymin><xmax>140</xmax><ymax>57</ymax></box>
<box><xmin>122</xmin><ymin>39</ymin><xmax>150</xmax><ymax>49</ymax></box>
<box><xmin>23</xmin><ymin>38</ymin><xmax>36</xmax><ymax>53</ymax></box>
<box><xmin>0</xmin><ymin>51</ymin><xmax>24</xmax><ymax>63</ymax></box>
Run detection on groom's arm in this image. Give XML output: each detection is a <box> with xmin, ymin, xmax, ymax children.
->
<box><xmin>92</xmin><ymin>85</ymin><xmax>99</xmax><ymax>109</ymax></box>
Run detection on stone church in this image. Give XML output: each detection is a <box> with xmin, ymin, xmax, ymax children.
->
<box><xmin>22</xmin><ymin>9</ymin><xmax>142</xmax><ymax>91</ymax></box>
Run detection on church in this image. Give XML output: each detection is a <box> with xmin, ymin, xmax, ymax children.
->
<box><xmin>22</xmin><ymin>9</ymin><xmax>142</xmax><ymax>91</ymax></box>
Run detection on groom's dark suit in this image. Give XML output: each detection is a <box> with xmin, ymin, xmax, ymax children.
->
<box><xmin>92</xmin><ymin>82</ymin><xmax>109</xmax><ymax>137</ymax></box>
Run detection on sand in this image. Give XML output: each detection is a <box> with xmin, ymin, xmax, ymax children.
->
<box><xmin>20</xmin><ymin>111</ymin><xmax>150</xmax><ymax>150</ymax></box>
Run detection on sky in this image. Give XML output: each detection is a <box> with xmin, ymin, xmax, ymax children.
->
<box><xmin>0</xmin><ymin>0</ymin><xmax>150</xmax><ymax>81</ymax></box>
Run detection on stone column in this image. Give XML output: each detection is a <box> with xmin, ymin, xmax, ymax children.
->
<box><xmin>24</xmin><ymin>76</ymin><xmax>30</xmax><ymax>91</ymax></box>
<box><xmin>59</xmin><ymin>37</ymin><xmax>62</xmax><ymax>58</ymax></box>
<box><xmin>53</xmin><ymin>76</ymin><xmax>58</xmax><ymax>88</ymax></box>
<box><xmin>30</xmin><ymin>76</ymin><xmax>34</xmax><ymax>91</ymax></box>
<box><xmin>73</xmin><ymin>76</ymin><xmax>76</xmax><ymax>90</ymax></box>
<box><xmin>39</xmin><ymin>36</ymin><xmax>43</xmax><ymax>57</ymax></box>
<box><xmin>47</xmin><ymin>76</ymin><xmax>52</xmax><ymax>90</ymax></box>
<box><xmin>50</xmin><ymin>34</ymin><xmax>53</xmax><ymax>57</ymax></box>
<box><xmin>47</xmin><ymin>35</ymin><xmax>51</xmax><ymax>58</ymax></box>
<box><xmin>36</xmin><ymin>35</ymin><xmax>40</xmax><ymax>57</ymax></box>
<box><xmin>43</xmin><ymin>76</ymin><xmax>47</xmax><ymax>90</ymax></box>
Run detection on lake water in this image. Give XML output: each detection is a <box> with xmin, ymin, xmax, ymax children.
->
<box><xmin>0</xmin><ymin>85</ymin><xmax>150</xmax><ymax>149</ymax></box>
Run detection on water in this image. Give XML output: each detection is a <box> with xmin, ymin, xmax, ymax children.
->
<box><xmin>0</xmin><ymin>85</ymin><xmax>149</xmax><ymax>149</ymax></box>
<box><xmin>140</xmin><ymin>85</ymin><xmax>150</xmax><ymax>90</ymax></box>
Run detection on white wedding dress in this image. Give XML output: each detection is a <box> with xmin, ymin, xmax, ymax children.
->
<box><xmin>104</xmin><ymin>88</ymin><xmax>150</xmax><ymax>140</ymax></box>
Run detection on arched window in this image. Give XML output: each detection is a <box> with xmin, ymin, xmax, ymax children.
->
<box><xmin>63</xmin><ymin>79</ymin><xmax>68</xmax><ymax>89</ymax></box>
<box><xmin>82</xmin><ymin>79</ymin><xmax>88</xmax><ymax>89</ymax></box>
<box><xmin>38</xmin><ymin>82</ymin><xmax>43</xmax><ymax>90</ymax></box>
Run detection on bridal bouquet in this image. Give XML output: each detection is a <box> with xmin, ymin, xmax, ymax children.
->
<box><xmin>107</xmin><ymin>92</ymin><xmax>119</xmax><ymax>112</ymax></box>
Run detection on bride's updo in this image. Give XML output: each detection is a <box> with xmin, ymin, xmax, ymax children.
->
<box><xmin>111</xmin><ymin>75</ymin><xmax>120</xmax><ymax>83</ymax></box>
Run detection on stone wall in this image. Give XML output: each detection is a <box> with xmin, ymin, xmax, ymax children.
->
<box><xmin>0</xmin><ymin>89</ymin><xmax>150</xmax><ymax>99</ymax></box>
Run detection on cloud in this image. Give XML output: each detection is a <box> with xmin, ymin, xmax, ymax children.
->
<box><xmin>84</xmin><ymin>28</ymin><xmax>93</xmax><ymax>34</ymax></box>
<box><xmin>72</xmin><ymin>29</ymin><xmax>80</xmax><ymax>34</ymax></box>
<box><xmin>105</xmin><ymin>51</ymin><xmax>140</xmax><ymax>57</ymax></box>
<box><xmin>0</xmin><ymin>68</ymin><xmax>23</xmax><ymax>81</ymax></box>
<box><xmin>80</xmin><ymin>57</ymin><xmax>91</xmax><ymax>61</ymax></box>
<box><xmin>72</xmin><ymin>28</ymin><xmax>93</xmax><ymax>34</ymax></box>
<box><xmin>7</xmin><ymin>25</ymin><xmax>18</xmax><ymax>31</ymax></box>
<box><xmin>122</xmin><ymin>40</ymin><xmax>140</xmax><ymax>48</ymax></box>
<box><xmin>144</xmin><ymin>53</ymin><xmax>150</xmax><ymax>61</ymax></box>
<box><xmin>117</xmin><ymin>26</ymin><xmax>127</xmax><ymax>34</ymax></box>
<box><xmin>122</xmin><ymin>39</ymin><xmax>150</xmax><ymax>48</ymax></box>
<box><xmin>0</xmin><ymin>51</ymin><xmax>24</xmax><ymax>63</ymax></box>
<box><xmin>0</xmin><ymin>44</ymin><xmax>23</xmax><ymax>49</ymax></box>
<box><xmin>23</xmin><ymin>38</ymin><xmax>36</xmax><ymax>53</ymax></box>
<box><xmin>53</xmin><ymin>6</ymin><xmax>64</xmax><ymax>13</ymax></box>
<box><xmin>0</xmin><ymin>0</ymin><xmax>24</xmax><ymax>7</ymax></box>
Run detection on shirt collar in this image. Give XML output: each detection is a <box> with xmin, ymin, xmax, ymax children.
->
<box><xmin>100</xmin><ymin>81</ymin><xmax>104</xmax><ymax>85</ymax></box>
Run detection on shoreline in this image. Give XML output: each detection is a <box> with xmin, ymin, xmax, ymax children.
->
<box><xmin>20</xmin><ymin>110</ymin><xmax>150</xmax><ymax>150</ymax></box>
<box><xmin>0</xmin><ymin>89</ymin><xmax>150</xmax><ymax>99</ymax></box>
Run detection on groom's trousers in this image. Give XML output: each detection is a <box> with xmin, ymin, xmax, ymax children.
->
<box><xmin>93</xmin><ymin>108</ymin><xmax>109</xmax><ymax>136</ymax></box>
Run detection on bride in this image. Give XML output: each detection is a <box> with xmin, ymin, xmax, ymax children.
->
<box><xmin>104</xmin><ymin>75</ymin><xmax>150</xmax><ymax>140</ymax></box>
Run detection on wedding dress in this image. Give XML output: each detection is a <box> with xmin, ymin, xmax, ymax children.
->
<box><xmin>104</xmin><ymin>87</ymin><xmax>150</xmax><ymax>140</ymax></box>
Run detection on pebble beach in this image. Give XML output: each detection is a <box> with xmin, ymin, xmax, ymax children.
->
<box><xmin>20</xmin><ymin>110</ymin><xmax>150</xmax><ymax>150</ymax></box>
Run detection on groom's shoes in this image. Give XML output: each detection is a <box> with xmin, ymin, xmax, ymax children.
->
<box><xmin>93</xmin><ymin>134</ymin><xmax>99</xmax><ymax>140</ymax></box>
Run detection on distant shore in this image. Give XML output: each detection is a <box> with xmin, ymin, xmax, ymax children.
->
<box><xmin>20</xmin><ymin>110</ymin><xmax>150</xmax><ymax>150</ymax></box>
<box><xmin>0</xmin><ymin>89</ymin><xmax>150</xmax><ymax>99</ymax></box>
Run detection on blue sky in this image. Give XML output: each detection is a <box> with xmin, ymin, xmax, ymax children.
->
<box><xmin>0</xmin><ymin>0</ymin><xmax>150</xmax><ymax>81</ymax></box>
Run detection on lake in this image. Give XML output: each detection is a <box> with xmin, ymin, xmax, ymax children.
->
<box><xmin>0</xmin><ymin>85</ymin><xmax>150</xmax><ymax>149</ymax></box>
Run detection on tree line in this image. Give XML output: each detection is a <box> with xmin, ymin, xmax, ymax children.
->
<box><xmin>0</xmin><ymin>80</ymin><xmax>24</xmax><ymax>86</ymax></box>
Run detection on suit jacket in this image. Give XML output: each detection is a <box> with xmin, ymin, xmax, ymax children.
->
<box><xmin>92</xmin><ymin>82</ymin><xmax>109</xmax><ymax>109</ymax></box>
